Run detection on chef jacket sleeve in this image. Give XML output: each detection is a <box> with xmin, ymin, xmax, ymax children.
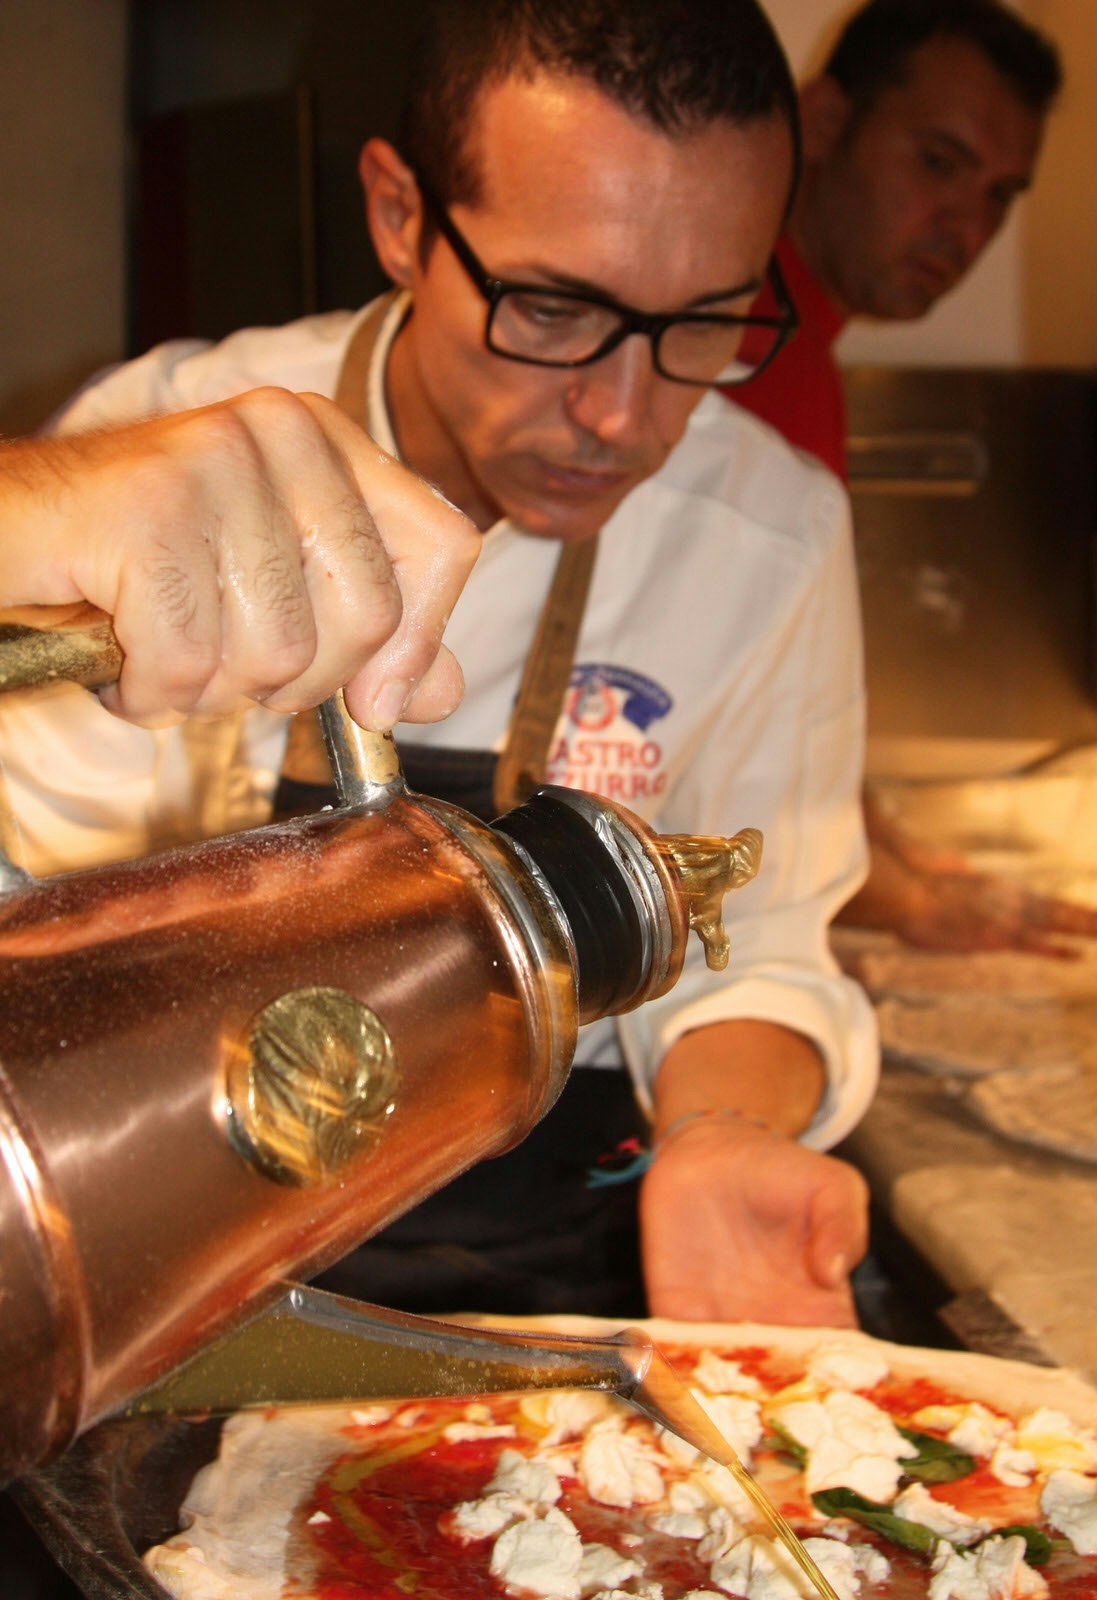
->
<box><xmin>615</xmin><ymin>476</ymin><xmax>878</xmax><ymax>1152</ymax></box>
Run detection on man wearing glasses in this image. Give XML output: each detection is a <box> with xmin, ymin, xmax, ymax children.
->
<box><xmin>8</xmin><ymin>0</ymin><xmax>877</xmax><ymax>1327</ymax></box>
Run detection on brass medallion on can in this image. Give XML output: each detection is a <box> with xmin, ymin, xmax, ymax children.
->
<box><xmin>227</xmin><ymin>986</ymin><xmax>398</xmax><ymax>1185</ymax></box>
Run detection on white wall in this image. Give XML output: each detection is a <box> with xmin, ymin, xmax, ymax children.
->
<box><xmin>765</xmin><ymin>0</ymin><xmax>1096</xmax><ymax>369</ymax></box>
<box><xmin>0</xmin><ymin>0</ymin><xmax>128</xmax><ymax>434</ymax></box>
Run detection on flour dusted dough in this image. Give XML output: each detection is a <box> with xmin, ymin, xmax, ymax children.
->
<box><xmin>876</xmin><ymin>995</ymin><xmax>1097</xmax><ymax>1078</ymax></box>
<box><xmin>966</xmin><ymin>1063</ymin><xmax>1097</xmax><ymax>1165</ymax></box>
<box><xmin>853</xmin><ymin>942</ymin><xmax>1097</xmax><ymax>1002</ymax></box>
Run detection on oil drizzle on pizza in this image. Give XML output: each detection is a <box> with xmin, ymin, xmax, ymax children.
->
<box><xmin>294</xmin><ymin>1345</ymin><xmax>1097</xmax><ymax>1600</ymax></box>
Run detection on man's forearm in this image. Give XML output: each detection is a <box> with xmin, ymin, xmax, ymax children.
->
<box><xmin>652</xmin><ymin>1017</ymin><xmax>826</xmax><ymax>1140</ymax></box>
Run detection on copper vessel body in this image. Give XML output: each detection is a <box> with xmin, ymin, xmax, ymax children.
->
<box><xmin>0</xmin><ymin>795</ymin><xmax>577</xmax><ymax>1482</ymax></box>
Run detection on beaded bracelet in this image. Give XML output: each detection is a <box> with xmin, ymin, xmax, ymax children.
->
<box><xmin>585</xmin><ymin>1105</ymin><xmax>777</xmax><ymax>1189</ymax></box>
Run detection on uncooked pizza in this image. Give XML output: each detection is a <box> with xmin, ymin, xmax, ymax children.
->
<box><xmin>874</xmin><ymin>996</ymin><xmax>1097</xmax><ymax>1079</ymax></box>
<box><xmin>142</xmin><ymin>1318</ymin><xmax>1097</xmax><ymax>1600</ymax></box>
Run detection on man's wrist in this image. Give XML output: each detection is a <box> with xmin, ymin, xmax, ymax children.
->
<box><xmin>653</xmin><ymin>1105</ymin><xmax>782</xmax><ymax>1157</ymax></box>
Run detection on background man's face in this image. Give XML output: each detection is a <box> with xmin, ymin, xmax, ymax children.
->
<box><xmin>802</xmin><ymin>34</ymin><xmax>1043</xmax><ymax>321</ymax></box>
<box><xmin>386</xmin><ymin>73</ymin><xmax>793</xmax><ymax>541</ymax></box>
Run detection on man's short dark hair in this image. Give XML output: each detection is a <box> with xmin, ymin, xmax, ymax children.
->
<box><xmin>398</xmin><ymin>0</ymin><xmax>799</xmax><ymax>208</ymax></box>
<box><xmin>824</xmin><ymin>0</ymin><xmax>1062</xmax><ymax>115</ymax></box>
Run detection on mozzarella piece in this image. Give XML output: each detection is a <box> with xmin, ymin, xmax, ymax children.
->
<box><xmin>928</xmin><ymin>1534</ymin><xmax>1048</xmax><ymax>1600</ymax></box>
<box><xmin>443</xmin><ymin>1421</ymin><xmax>519</xmax><ymax>1442</ymax></box>
<box><xmin>348</xmin><ymin>1404</ymin><xmax>397</xmax><ymax>1427</ymax></box>
<box><xmin>770</xmin><ymin>1390</ymin><xmax>916</xmax><ymax>1500</ymax></box>
<box><xmin>708</xmin><ymin>1533</ymin><xmax>878</xmax><ymax>1600</ymax></box>
<box><xmin>585</xmin><ymin>1586</ymin><xmax>665</xmax><ymax>1600</ymax></box>
<box><xmin>910</xmin><ymin>1402</ymin><xmax>1036</xmax><ymax>1486</ymax></box>
<box><xmin>988</xmin><ymin>1443</ymin><xmax>1037</xmax><ymax>1489</ymax></box>
<box><xmin>699</xmin><ymin>1394</ymin><xmax>765</xmax><ymax>1467</ymax></box>
<box><xmin>692</xmin><ymin>1350</ymin><xmax>764</xmax><ymax>1397</ymax></box>
<box><xmin>806</xmin><ymin>1344</ymin><xmax>889</xmax><ymax>1393</ymax></box>
<box><xmin>578</xmin><ymin>1428</ymin><xmax>665</xmax><ymax>1508</ymax></box>
<box><xmin>912</xmin><ymin>1403</ymin><xmax>1012</xmax><ymax>1460</ymax></box>
<box><xmin>697</xmin><ymin>1505</ymin><xmax>747</xmax><ymax>1563</ymax></box>
<box><xmin>579</xmin><ymin>1542</ymin><xmax>643</xmax><ymax>1594</ymax></box>
<box><xmin>669</xmin><ymin>1479</ymin><xmax>712</xmax><ymax>1514</ymax></box>
<box><xmin>142</xmin><ymin>1543</ymin><xmax>236</xmax><ymax>1600</ymax></box>
<box><xmin>659</xmin><ymin>1392</ymin><xmax>762</xmax><ymax>1470</ymax></box>
<box><xmin>486</xmin><ymin>1449</ymin><xmax>564</xmax><ymax>1506</ymax></box>
<box><xmin>695</xmin><ymin>1462</ymin><xmax>756</xmax><ymax>1518</ymax></box>
<box><xmin>490</xmin><ymin>1506</ymin><xmax>584</xmax><ymax>1599</ymax></box>
<box><xmin>803</xmin><ymin>1537</ymin><xmax>891</xmax><ymax>1600</ymax></box>
<box><xmin>1015</xmin><ymin>1408</ymin><xmax>1097</xmax><ymax>1473</ymax></box>
<box><xmin>709</xmin><ymin>1532</ymin><xmax>806</xmax><ymax>1600</ymax></box>
<box><xmin>521</xmin><ymin>1390</ymin><xmax>626</xmax><ymax>1444</ymax></box>
<box><xmin>448</xmin><ymin>1493</ymin><xmax>533</xmax><ymax>1543</ymax></box>
<box><xmin>648</xmin><ymin>1511</ymin><xmax>708</xmax><ymax>1540</ymax></box>
<box><xmin>893</xmin><ymin>1483</ymin><xmax>991</xmax><ymax>1545</ymax></box>
<box><xmin>1040</xmin><ymin>1468</ymin><xmax>1097</xmax><ymax>1555</ymax></box>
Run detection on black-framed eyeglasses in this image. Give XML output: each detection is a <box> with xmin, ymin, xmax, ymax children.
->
<box><xmin>416</xmin><ymin>179</ymin><xmax>797</xmax><ymax>388</ymax></box>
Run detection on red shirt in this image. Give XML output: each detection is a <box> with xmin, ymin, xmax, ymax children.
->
<box><xmin>723</xmin><ymin>233</ymin><xmax>848</xmax><ymax>482</ymax></box>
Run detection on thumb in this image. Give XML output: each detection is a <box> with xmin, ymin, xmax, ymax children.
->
<box><xmin>806</xmin><ymin>1171</ymin><xmax>869</xmax><ymax>1290</ymax></box>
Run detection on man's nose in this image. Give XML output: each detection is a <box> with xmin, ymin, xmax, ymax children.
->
<box><xmin>939</xmin><ymin>189</ymin><xmax>1001</xmax><ymax>269</ymax></box>
<box><xmin>563</xmin><ymin>335</ymin><xmax>660</xmax><ymax>444</ymax></box>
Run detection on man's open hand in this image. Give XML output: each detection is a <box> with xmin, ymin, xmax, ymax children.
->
<box><xmin>640</xmin><ymin>1117</ymin><xmax>869</xmax><ymax>1326</ymax></box>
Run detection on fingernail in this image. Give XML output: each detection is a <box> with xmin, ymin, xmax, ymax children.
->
<box><xmin>823</xmin><ymin>1252</ymin><xmax>848</xmax><ymax>1288</ymax></box>
<box><xmin>367</xmin><ymin>678</ymin><xmax>412</xmax><ymax>731</ymax></box>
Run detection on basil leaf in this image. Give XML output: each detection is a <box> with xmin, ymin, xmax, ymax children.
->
<box><xmin>814</xmin><ymin>1490</ymin><xmax>1056</xmax><ymax>1570</ymax></box>
<box><xmin>975</xmin><ymin>1526</ymin><xmax>1053</xmax><ymax>1567</ymax></box>
<box><xmin>898</xmin><ymin>1428</ymin><xmax>976</xmax><ymax>1484</ymax></box>
<box><xmin>766</xmin><ymin>1425</ymin><xmax>807</xmax><ymax>1467</ymax></box>
<box><xmin>811</xmin><ymin>1489</ymin><xmax>938</xmax><ymax>1557</ymax></box>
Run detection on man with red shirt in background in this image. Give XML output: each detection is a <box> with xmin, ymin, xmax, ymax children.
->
<box><xmin>731</xmin><ymin>0</ymin><xmax>1058</xmax><ymax>483</ymax></box>
<box><xmin>731</xmin><ymin>0</ymin><xmax>1097</xmax><ymax>954</ymax></box>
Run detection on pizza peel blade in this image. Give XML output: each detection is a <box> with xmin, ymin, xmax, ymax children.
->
<box><xmin>122</xmin><ymin>1285</ymin><xmax>838</xmax><ymax>1600</ymax></box>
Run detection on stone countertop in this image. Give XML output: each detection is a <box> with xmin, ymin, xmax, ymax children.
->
<box><xmin>842</xmin><ymin>1058</ymin><xmax>1097</xmax><ymax>1384</ymax></box>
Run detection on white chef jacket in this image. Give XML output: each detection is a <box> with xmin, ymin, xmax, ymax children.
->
<box><xmin>0</xmin><ymin>296</ymin><xmax>877</xmax><ymax>1145</ymax></box>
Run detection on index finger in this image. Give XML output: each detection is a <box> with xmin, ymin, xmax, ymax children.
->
<box><xmin>311</xmin><ymin>404</ymin><xmax>479</xmax><ymax>729</ymax></box>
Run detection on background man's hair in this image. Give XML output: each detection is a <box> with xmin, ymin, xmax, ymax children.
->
<box><xmin>398</xmin><ymin>0</ymin><xmax>799</xmax><ymax>208</ymax></box>
<box><xmin>824</xmin><ymin>0</ymin><xmax>1062</xmax><ymax>115</ymax></box>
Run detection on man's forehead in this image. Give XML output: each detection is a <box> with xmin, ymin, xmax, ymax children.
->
<box><xmin>464</xmin><ymin>69</ymin><xmax>793</xmax><ymax>222</ymax></box>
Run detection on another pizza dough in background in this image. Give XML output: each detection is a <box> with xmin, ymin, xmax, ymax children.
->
<box><xmin>965</xmin><ymin>1063</ymin><xmax>1097</xmax><ymax>1166</ymax></box>
<box><xmin>875</xmin><ymin>994</ymin><xmax>1097</xmax><ymax>1078</ymax></box>
<box><xmin>847</xmin><ymin>939</ymin><xmax>1097</xmax><ymax>1002</ymax></box>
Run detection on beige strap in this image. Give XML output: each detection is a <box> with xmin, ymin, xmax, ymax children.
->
<box><xmin>491</xmin><ymin>534</ymin><xmax>599</xmax><ymax>814</ymax></box>
<box><xmin>333</xmin><ymin>292</ymin><xmax>397</xmax><ymax>419</ymax></box>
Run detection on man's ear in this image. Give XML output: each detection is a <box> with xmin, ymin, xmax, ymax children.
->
<box><xmin>798</xmin><ymin>75</ymin><xmax>853</xmax><ymax>164</ymax></box>
<box><xmin>360</xmin><ymin>139</ymin><xmax>423</xmax><ymax>289</ymax></box>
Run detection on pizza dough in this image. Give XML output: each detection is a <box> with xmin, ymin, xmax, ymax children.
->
<box><xmin>851</xmin><ymin>942</ymin><xmax>1097</xmax><ymax>1004</ymax></box>
<box><xmin>834</xmin><ymin>927</ymin><xmax>1097</xmax><ymax>1162</ymax></box>
<box><xmin>965</xmin><ymin>1064</ymin><xmax>1097</xmax><ymax>1166</ymax></box>
<box><xmin>141</xmin><ymin>1317</ymin><xmax>1097</xmax><ymax>1600</ymax></box>
<box><xmin>875</xmin><ymin>995</ymin><xmax>1097</xmax><ymax>1079</ymax></box>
